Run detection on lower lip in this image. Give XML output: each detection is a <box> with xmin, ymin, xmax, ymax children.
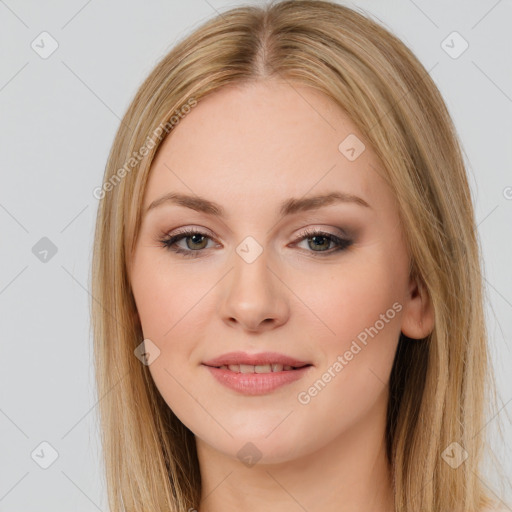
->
<box><xmin>203</xmin><ymin>365</ymin><xmax>312</xmax><ymax>395</ymax></box>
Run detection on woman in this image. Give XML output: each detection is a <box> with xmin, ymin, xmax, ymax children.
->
<box><xmin>91</xmin><ymin>1</ymin><xmax>509</xmax><ymax>511</ymax></box>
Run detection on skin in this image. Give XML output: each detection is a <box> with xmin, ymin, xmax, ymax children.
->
<box><xmin>128</xmin><ymin>78</ymin><xmax>434</xmax><ymax>512</ymax></box>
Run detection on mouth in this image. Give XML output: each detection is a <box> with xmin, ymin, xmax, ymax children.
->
<box><xmin>202</xmin><ymin>351</ymin><xmax>313</xmax><ymax>371</ymax></box>
<box><xmin>202</xmin><ymin>364</ymin><xmax>313</xmax><ymax>395</ymax></box>
<box><xmin>201</xmin><ymin>352</ymin><xmax>314</xmax><ymax>395</ymax></box>
<box><xmin>204</xmin><ymin>363</ymin><xmax>312</xmax><ymax>373</ymax></box>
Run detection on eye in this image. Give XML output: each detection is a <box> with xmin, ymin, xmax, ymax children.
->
<box><xmin>158</xmin><ymin>227</ymin><xmax>353</xmax><ymax>258</ymax></box>
<box><xmin>158</xmin><ymin>228</ymin><xmax>217</xmax><ymax>258</ymax></box>
<box><xmin>291</xmin><ymin>228</ymin><xmax>353</xmax><ymax>256</ymax></box>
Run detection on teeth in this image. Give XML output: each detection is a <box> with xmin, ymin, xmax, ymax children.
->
<box><xmin>218</xmin><ymin>363</ymin><xmax>295</xmax><ymax>373</ymax></box>
<box><xmin>239</xmin><ymin>364</ymin><xmax>253</xmax><ymax>374</ymax></box>
<box><xmin>254</xmin><ymin>364</ymin><xmax>271</xmax><ymax>373</ymax></box>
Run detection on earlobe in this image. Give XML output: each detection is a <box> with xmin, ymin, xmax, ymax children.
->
<box><xmin>400</xmin><ymin>275</ymin><xmax>435</xmax><ymax>340</ymax></box>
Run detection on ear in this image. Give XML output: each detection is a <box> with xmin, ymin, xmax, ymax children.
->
<box><xmin>400</xmin><ymin>273</ymin><xmax>435</xmax><ymax>340</ymax></box>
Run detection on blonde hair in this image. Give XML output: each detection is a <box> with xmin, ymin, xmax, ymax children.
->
<box><xmin>91</xmin><ymin>1</ymin><xmax>502</xmax><ymax>510</ymax></box>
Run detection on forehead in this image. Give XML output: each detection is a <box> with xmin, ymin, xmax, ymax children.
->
<box><xmin>143</xmin><ymin>79</ymin><xmax>388</xmax><ymax>216</ymax></box>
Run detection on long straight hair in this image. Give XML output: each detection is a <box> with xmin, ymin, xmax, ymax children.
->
<box><xmin>91</xmin><ymin>1</ymin><xmax>500</xmax><ymax>510</ymax></box>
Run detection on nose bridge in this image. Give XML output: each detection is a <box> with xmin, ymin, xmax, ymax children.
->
<box><xmin>218</xmin><ymin>234</ymin><xmax>289</xmax><ymax>330</ymax></box>
<box><xmin>231</xmin><ymin>234</ymin><xmax>274</xmax><ymax>302</ymax></box>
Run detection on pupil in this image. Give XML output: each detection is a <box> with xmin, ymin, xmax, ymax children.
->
<box><xmin>188</xmin><ymin>234</ymin><xmax>206</xmax><ymax>249</ymax></box>
<box><xmin>310</xmin><ymin>235</ymin><xmax>329</xmax><ymax>251</ymax></box>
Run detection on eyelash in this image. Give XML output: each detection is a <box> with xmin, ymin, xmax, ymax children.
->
<box><xmin>157</xmin><ymin>227</ymin><xmax>353</xmax><ymax>259</ymax></box>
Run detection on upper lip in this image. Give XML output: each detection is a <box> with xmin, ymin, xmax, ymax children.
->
<box><xmin>202</xmin><ymin>351</ymin><xmax>312</xmax><ymax>368</ymax></box>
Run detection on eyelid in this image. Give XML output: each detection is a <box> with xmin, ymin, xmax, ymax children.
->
<box><xmin>297</xmin><ymin>225</ymin><xmax>351</xmax><ymax>238</ymax></box>
<box><xmin>166</xmin><ymin>225</ymin><xmax>218</xmax><ymax>241</ymax></box>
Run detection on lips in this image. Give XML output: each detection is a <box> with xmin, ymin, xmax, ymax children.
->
<box><xmin>202</xmin><ymin>351</ymin><xmax>313</xmax><ymax>394</ymax></box>
<box><xmin>202</xmin><ymin>351</ymin><xmax>312</xmax><ymax>371</ymax></box>
<box><xmin>203</xmin><ymin>362</ymin><xmax>312</xmax><ymax>395</ymax></box>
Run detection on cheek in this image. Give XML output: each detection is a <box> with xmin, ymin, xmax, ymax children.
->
<box><xmin>290</xmin><ymin>253</ymin><xmax>404</xmax><ymax>409</ymax></box>
<box><xmin>130</xmin><ymin>249</ymin><xmax>218</xmax><ymax>340</ymax></box>
<box><xmin>293</xmin><ymin>253</ymin><xmax>404</xmax><ymax>350</ymax></box>
<box><xmin>129</xmin><ymin>250</ymin><xmax>217</xmax><ymax>424</ymax></box>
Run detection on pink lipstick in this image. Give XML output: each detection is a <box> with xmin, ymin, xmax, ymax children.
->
<box><xmin>202</xmin><ymin>351</ymin><xmax>313</xmax><ymax>395</ymax></box>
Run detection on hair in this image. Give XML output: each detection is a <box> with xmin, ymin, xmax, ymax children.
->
<box><xmin>90</xmin><ymin>1</ymin><xmax>503</xmax><ymax>511</ymax></box>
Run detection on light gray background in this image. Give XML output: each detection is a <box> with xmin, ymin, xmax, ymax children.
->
<box><xmin>1</xmin><ymin>0</ymin><xmax>511</xmax><ymax>510</ymax></box>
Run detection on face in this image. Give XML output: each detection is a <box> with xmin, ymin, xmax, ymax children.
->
<box><xmin>128</xmin><ymin>79</ymin><xmax>431</xmax><ymax>465</ymax></box>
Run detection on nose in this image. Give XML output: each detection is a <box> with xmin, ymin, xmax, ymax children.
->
<box><xmin>217</xmin><ymin>245</ymin><xmax>290</xmax><ymax>332</ymax></box>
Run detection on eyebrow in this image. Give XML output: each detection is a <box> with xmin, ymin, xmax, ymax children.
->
<box><xmin>144</xmin><ymin>191</ymin><xmax>371</xmax><ymax>218</ymax></box>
